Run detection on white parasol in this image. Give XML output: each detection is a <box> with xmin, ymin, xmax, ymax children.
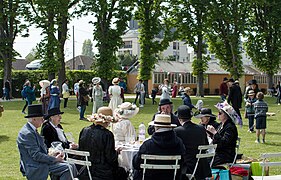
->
<box><xmin>39</xmin><ymin>80</ymin><xmax>50</xmax><ymax>89</ymax></box>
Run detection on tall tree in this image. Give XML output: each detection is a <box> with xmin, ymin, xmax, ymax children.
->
<box><xmin>207</xmin><ymin>0</ymin><xmax>249</xmax><ymax>80</ymax></box>
<box><xmin>244</xmin><ymin>0</ymin><xmax>281</xmax><ymax>88</ymax></box>
<box><xmin>79</xmin><ymin>0</ymin><xmax>133</xmax><ymax>87</ymax></box>
<box><xmin>170</xmin><ymin>0</ymin><xmax>210</xmax><ymax>97</ymax></box>
<box><xmin>135</xmin><ymin>0</ymin><xmax>174</xmax><ymax>96</ymax></box>
<box><xmin>0</xmin><ymin>0</ymin><xmax>28</xmax><ymax>92</ymax></box>
<box><xmin>82</xmin><ymin>39</ymin><xmax>94</xmax><ymax>58</ymax></box>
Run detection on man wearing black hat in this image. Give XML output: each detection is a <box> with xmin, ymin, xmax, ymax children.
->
<box><xmin>17</xmin><ymin>104</ymin><xmax>75</xmax><ymax>180</ymax></box>
<box><xmin>220</xmin><ymin>77</ymin><xmax>229</xmax><ymax>101</ymax></box>
<box><xmin>227</xmin><ymin>78</ymin><xmax>243</xmax><ymax>119</ymax></box>
<box><xmin>174</xmin><ymin>105</ymin><xmax>211</xmax><ymax>180</ymax></box>
<box><xmin>147</xmin><ymin>98</ymin><xmax>181</xmax><ymax>135</ymax></box>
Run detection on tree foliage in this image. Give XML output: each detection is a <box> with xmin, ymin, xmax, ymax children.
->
<box><xmin>206</xmin><ymin>0</ymin><xmax>249</xmax><ymax>80</ymax></box>
<box><xmin>170</xmin><ymin>0</ymin><xmax>210</xmax><ymax>96</ymax></box>
<box><xmin>244</xmin><ymin>0</ymin><xmax>281</xmax><ymax>87</ymax></box>
<box><xmin>82</xmin><ymin>39</ymin><xmax>94</xmax><ymax>58</ymax></box>
<box><xmin>79</xmin><ymin>0</ymin><xmax>133</xmax><ymax>85</ymax></box>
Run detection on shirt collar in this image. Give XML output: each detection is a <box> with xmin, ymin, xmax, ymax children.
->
<box><xmin>27</xmin><ymin>122</ymin><xmax>37</xmax><ymax>132</ymax></box>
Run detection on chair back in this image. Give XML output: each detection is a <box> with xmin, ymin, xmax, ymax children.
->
<box><xmin>187</xmin><ymin>144</ymin><xmax>217</xmax><ymax>180</ymax></box>
<box><xmin>140</xmin><ymin>154</ymin><xmax>181</xmax><ymax>180</ymax></box>
<box><xmin>260</xmin><ymin>152</ymin><xmax>281</xmax><ymax>179</ymax></box>
<box><xmin>64</xmin><ymin>149</ymin><xmax>92</xmax><ymax>180</ymax></box>
<box><xmin>231</xmin><ymin>137</ymin><xmax>241</xmax><ymax>167</ymax></box>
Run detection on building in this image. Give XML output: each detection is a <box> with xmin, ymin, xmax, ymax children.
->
<box><xmin>65</xmin><ymin>55</ymin><xmax>94</xmax><ymax>70</ymax></box>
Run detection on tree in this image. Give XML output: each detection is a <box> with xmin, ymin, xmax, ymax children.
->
<box><xmin>79</xmin><ymin>0</ymin><xmax>133</xmax><ymax>87</ymax></box>
<box><xmin>135</xmin><ymin>0</ymin><xmax>174</xmax><ymax>97</ymax></box>
<box><xmin>25</xmin><ymin>48</ymin><xmax>39</xmax><ymax>62</ymax></box>
<box><xmin>0</xmin><ymin>0</ymin><xmax>29</xmax><ymax>95</ymax></box>
<box><xmin>117</xmin><ymin>52</ymin><xmax>136</xmax><ymax>69</ymax></box>
<box><xmin>170</xmin><ymin>0</ymin><xmax>210</xmax><ymax>97</ymax></box>
<box><xmin>244</xmin><ymin>0</ymin><xmax>281</xmax><ymax>88</ymax></box>
<box><xmin>206</xmin><ymin>0</ymin><xmax>249</xmax><ymax>80</ymax></box>
<box><xmin>82</xmin><ymin>39</ymin><xmax>94</xmax><ymax>58</ymax></box>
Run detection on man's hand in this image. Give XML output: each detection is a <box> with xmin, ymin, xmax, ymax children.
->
<box><xmin>55</xmin><ymin>152</ymin><xmax>64</xmax><ymax>162</ymax></box>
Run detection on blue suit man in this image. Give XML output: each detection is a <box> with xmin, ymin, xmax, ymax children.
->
<box><xmin>17</xmin><ymin>104</ymin><xmax>75</xmax><ymax>180</ymax></box>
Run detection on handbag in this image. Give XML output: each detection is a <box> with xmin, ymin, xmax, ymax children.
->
<box><xmin>83</xmin><ymin>95</ymin><xmax>90</xmax><ymax>102</ymax></box>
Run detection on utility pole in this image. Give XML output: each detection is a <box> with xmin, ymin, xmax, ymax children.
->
<box><xmin>73</xmin><ymin>25</ymin><xmax>75</xmax><ymax>70</ymax></box>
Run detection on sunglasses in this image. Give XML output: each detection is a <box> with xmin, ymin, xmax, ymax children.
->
<box><xmin>218</xmin><ymin>111</ymin><xmax>223</xmax><ymax>115</ymax></box>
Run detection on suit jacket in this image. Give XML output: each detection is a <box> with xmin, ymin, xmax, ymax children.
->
<box><xmin>227</xmin><ymin>84</ymin><xmax>242</xmax><ymax>109</ymax></box>
<box><xmin>17</xmin><ymin>123</ymin><xmax>57</xmax><ymax>180</ymax></box>
<box><xmin>174</xmin><ymin>121</ymin><xmax>211</xmax><ymax>179</ymax></box>
<box><xmin>41</xmin><ymin>121</ymin><xmax>70</xmax><ymax>149</ymax></box>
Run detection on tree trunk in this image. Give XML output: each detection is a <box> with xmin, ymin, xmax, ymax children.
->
<box><xmin>196</xmin><ymin>22</ymin><xmax>204</xmax><ymax>97</ymax></box>
<box><xmin>144</xmin><ymin>80</ymin><xmax>149</xmax><ymax>98</ymax></box>
<box><xmin>267</xmin><ymin>73</ymin><xmax>273</xmax><ymax>90</ymax></box>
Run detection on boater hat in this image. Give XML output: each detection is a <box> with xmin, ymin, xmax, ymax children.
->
<box><xmin>92</xmin><ymin>77</ymin><xmax>101</xmax><ymax>84</ymax></box>
<box><xmin>148</xmin><ymin>114</ymin><xmax>177</xmax><ymax>128</ymax></box>
<box><xmin>25</xmin><ymin>104</ymin><xmax>44</xmax><ymax>118</ymax></box>
<box><xmin>112</xmin><ymin>78</ymin><xmax>119</xmax><ymax>84</ymax></box>
<box><xmin>44</xmin><ymin>108</ymin><xmax>64</xmax><ymax>120</ymax></box>
<box><xmin>248</xmin><ymin>90</ymin><xmax>255</xmax><ymax>96</ymax></box>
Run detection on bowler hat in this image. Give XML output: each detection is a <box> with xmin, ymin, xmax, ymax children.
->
<box><xmin>248</xmin><ymin>79</ymin><xmax>257</xmax><ymax>85</ymax></box>
<box><xmin>194</xmin><ymin>108</ymin><xmax>216</xmax><ymax>118</ymax></box>
<box><xmin>176</xmin><ymin>105</ymin><xmax>193</xmax><ymax>120</ymax></box>
<box><xmin>159</xmin><ymin>98</ymin><xmax>173</xmax><ymax>106</ymax></box>
<box><xmin>25</xmin><ymin>104</ymin><xmax>44</xmax><ymax>118</ymax></box>
<box><xmin>228</xmin><ymin>78</ymin><xmax>235</xmax><ymax>83</ymax></box>
<box><xmin>44</xmin><ymin>108</ymin><xmax>64</xmax><ymax>120</ymax></box>
<box><xmin>223</xmin><ymin>77</ymin><xmax>228</xmax><ymax>81</ymax></box>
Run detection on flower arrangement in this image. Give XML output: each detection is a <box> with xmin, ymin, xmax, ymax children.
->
<box><xmin>87</xmin><ymin>113</ymin><xmax>118</xmax><ymax>123</ymax></box>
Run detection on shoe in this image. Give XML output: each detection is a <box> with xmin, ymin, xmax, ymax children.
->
<box><xmin>79</xmin><ymin>117</ymin><xmax>87</xmax><ymax>121</ymax></box>
<box><xmin>262</xmin><ymin>140</ymin><xmax>265</xmax><ymax>144</ymax></box>
<box><xmin>255</xmin><ymin>140</ymin><xmax>260</xmax><ymax>143</ymax></box>
<box><xmin>139</xmin><ymin>105</ymin><xmax>144</xmax><ymax>108</ymax></box>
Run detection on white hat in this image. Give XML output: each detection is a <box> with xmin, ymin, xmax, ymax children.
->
<box><xmin>92</xmin><ymin>77</ymin><xmax>101</xmax><ymax>84</ymax></box>
<box><xmin>148</xmin><ymin>114</ymin><xmax>177</xmax><ymax>128</ymax></box>
<box><xmin>39</xmin><ymin>80</ymin><xmax>50</xmax><ymax>89</ymax></box>
<box><xmin>114</xmin><ymin>102</ymin><xmax>139</xmax><ymax>119</ymax></box>
<box><xmin>112</xmin><ymin>78</ymin><xmax>119</xmax><ymax>84</ymax></box>
<box><xmin>215</xmin><ymin>101</ymin><xmax>242</xmax><ymax>125</ymax></box>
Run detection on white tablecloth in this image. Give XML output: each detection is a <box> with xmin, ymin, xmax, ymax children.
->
<box><xmin>118</xmin><ymin>144</ymin><xmax>140</xmax><ymax>170</ymax></box>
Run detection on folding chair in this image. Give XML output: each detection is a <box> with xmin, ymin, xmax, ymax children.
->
<box><xmin>231</xmin><ymin>137</ymin><xmax>241</xmax><ymax>167</ymax></box>
<box><xmin>64</xmin><ymin>149</ymin><xmax>92</xmax><ymax>180</ymax></box>
<box><xmin>140</xmin><ymin>154</ymin><xmax>181</xmax><ymax>180</ymax></box>
<box><xmin>186</xmin><ymin>144</ymin><xmax>217</xmax><ymax>180</ymax></box>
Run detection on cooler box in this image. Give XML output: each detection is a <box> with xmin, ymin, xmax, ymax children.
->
<box><xmin>211</xmin><ymin>169</ymin><xmax>231</xmax><ymax>180</ymax></box>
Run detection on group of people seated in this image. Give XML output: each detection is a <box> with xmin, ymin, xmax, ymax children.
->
<box><xmin>17</xmin><ymin>97</ymin><xmax>239</xmax><ymax>180</ymax></box>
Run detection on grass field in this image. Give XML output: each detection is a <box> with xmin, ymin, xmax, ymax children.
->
<box><xmin>0</xmin><ymin>95</ymin><xmax>280</xmax><ymax>179</ymax></box>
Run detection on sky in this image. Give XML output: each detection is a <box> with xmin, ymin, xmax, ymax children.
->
<box><xmin>14</xmin><ymin>15</ymin><xmax>97</xmax><ymax>60</ymax></box>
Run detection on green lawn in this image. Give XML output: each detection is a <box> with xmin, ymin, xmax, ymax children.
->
<box><xmin>0</xmin><ymin>95</ymin><xmax>280</xmax><ymax>179</ymax></box>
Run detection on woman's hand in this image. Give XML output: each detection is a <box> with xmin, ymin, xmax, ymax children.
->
<box><xmin>206</xmin><ymin>125</ymin><xmax>217</xmax><ymax>135</ymax></box>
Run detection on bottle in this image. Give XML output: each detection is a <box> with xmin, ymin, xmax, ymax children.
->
<box><xmin>138</xmin><ymin>122</ymin><xmax>146</xmax><ymax>144</ymax></box>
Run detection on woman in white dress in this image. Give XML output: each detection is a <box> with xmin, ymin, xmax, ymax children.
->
<box><xmin>108</xmin><ymin>78</ymin><xmax>122</xmax><ymax>113</ymax></box>
<box><xmin>92</xmin><ymin>77</ymin><xmax>103</xmax><ymax>113</ymax></box>
<box><xmin>114</xmin><ymin>102</ymin><xmax>138</xmax><ymax>143</ymax></box>
<box><xmin>160</xmin><ymin>78</ymin><xmax>171</xmax><ymax>100</ymax></box>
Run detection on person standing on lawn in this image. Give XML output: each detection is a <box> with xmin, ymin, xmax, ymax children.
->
<box><xmin>244</xmin><ymin>90</ymin><xmax>257</xmax><ymax>133</ymax></box>
<box><xmin>254</xmin><ymin>92</ymin><xmax>268</xmax><ymax>143</ymax></box>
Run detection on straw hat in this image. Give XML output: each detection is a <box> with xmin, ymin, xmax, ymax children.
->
<box><xmin>87</xmin><ymin>107</ymin><xmax>117</xmax><ymax>123</ymax></box>
<box><xmin>248</xmin><ymin>90</ymin><xmax>255</xmax><ymax>96</ymax></box>
<box><xmin>112</xmin><ymin>78</ymin><xmax>119</xmax><ymax>84</ymax></box>
<box><xmin>184</xmin><ymin>87</ymin><xmax>192</xmax><ymax>93</ymax></box>
<box><xmin>79</xmin><ymin>80</ymin><xmax>85</xmax><ymax>85</ymax></box>
<box><xmin>148</xmin><ymin>114</ymin><xmax>177</xmax><ymax>128</ymax></box>
<box><xmin>92</xmin><ymin>77</ymin><xmax>101</xmax><ymax>84</ymax></box>
<box><xmin>114</xmin><ymin>102</ymin><xmax>139</xmax><ymax>119</ymax></box>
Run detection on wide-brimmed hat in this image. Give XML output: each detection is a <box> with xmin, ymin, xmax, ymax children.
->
<box><xmin>87</xmin><ymin>107</ymin><xmax>117</xmax><ymax>124</ymax></box>
<box><xmin>92</xmin><ymin>77</ymin><xmax>101</xmax><ymax>84</ymax></box>
<box><xmin>114</xmin><ymin>102</ymin><xmax>139</xmax><ymax>119</ymax></box>
<box><xmin>39</xmin><ymin>80</ymin><xmax>50</xmax><ymax>89</ymax></box>
<box><xmin>184</xmin><ymin>87</ymin><xmax>192</xmax><ymax>93</ymax></box>
<box><xmin>248</xmin><ymin>90</ymin><xmax>255</xmax><ymax>96</ymax></box>
<box><xmin>215</xmin><ymin>101</ymin><xmax>242</xmax><ymax>125</ymax></box>
<box><xmin>44</xmin><ymin>108</ymin><xmax>64</xmax><ymax>120</ymax></box>
<box><xmin>25</xmin><ymin>104</ymin><xmax>44</xmax><ymax>118</ymax></box>
<box><xmin>148</xmin><ymin>114</ymin><xmax>177</xmax><ymax>128</ymax></box>
<box><xmin>79</xmin><ymin>80</ymin><xmax>85</xmax><ymax>85</ymax></box>
<box><xmin>112</xmin><ymin>78</ymin><xmax>119</xmax><ymax>84</ymax></box>
<box><xmin>194</xmin><ymin>108</ymin><xmax>216</xmax><ymax>118</ymax></box>
<box><xmin>176</xmin><ymin>105</ymin><xmax>193</xmax><ymax>120</ymax></box>
<box><xmin>159</xmin><ymin>98</ymin><xmax>173</xmax><ymax>106</ymax></box>
<box><xmin>50</xmin><ymin>79</ymin><xmax>57</xmax><ymax>85</ymax></box>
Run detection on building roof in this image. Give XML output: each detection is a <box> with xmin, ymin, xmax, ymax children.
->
<box><xmin>65</xmin><ymin>55</ymin><xmax>94</xmax><ymax>70</ymax></box>
<box><xmin>13</xmin><ymin>59</ymin><xmax>29</xmax><ymax>70</ymax></box>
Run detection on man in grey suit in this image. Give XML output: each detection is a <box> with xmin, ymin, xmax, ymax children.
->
<box><xmin>17</xmin><ymin>104</ymin><xmax>75</xmax><ymax>180</ymax></box>
<box><xmin>174</xmin><ymin>105</ymin><xmax>211</xmax><ymax>180</ymax></box>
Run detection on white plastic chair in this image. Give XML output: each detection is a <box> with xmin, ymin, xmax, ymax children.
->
<box><xmin>259</xmin><ymin>153</ymin><xmax>281</xmax><ymax>180</ymax></box>
<box><xmin>186</xmin><ymin>144</ymin><xmax>217</xmax><ymax>180</ymax></box>
<box><xmin>231</xmin><ymin>137</ymin><xmax>241</xmax><ymax>167</ymax></box>
<box><xmin>64</xmin><ymin>149</ymin><xmax>92</xmax><ymax>180</ymax></box>
<box><xmin>140</xmin><ymin>154</ymin><xmax>181</xmax><ymax>180</ymax></box>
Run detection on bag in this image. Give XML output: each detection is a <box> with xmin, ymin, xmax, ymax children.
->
<box><xmin>211</xmin><ymin>169</ymin><xmax>231</xmax><ymax>180</ymax></box>
<box><xmin>83</xmin><ymin>95</ymin><xmax>90</xmax><ymax>102</ymax></box>
<box><xmin>21</xmin><ymin>87</ymin><xmax>28</xmax><ymax>98</ymax></box>
<box><xmin>62</xmin><ymin>92</ymin><xmax>70</xmax><ymax>99</ymax></box>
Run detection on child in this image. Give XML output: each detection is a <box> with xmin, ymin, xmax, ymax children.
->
<box><xmin>151</xmin><ymin>87</ymin><xmax>158</xmax><ymax>105</ymax></box>
<box><xmin>254</xmin><ymin>92</ymin><xmax>268</xmax><ymax>143</ymax></box>
<box><xmin>245</xmin><ymin>90</ymin><xmax>257</xmax><ymax>133</ymax></box>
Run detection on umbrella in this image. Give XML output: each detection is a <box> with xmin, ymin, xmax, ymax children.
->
<box><xmin>39</xmin><ymin>80</ymin><xmax>50</xmax><ymax>89</ymax></box>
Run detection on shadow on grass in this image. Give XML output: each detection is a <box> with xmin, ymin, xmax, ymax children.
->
<box><xmin>0</xmin><ymin>135</ymin><xmax>9</xmax><ymax>144</ymax></box>
<box><xmin>265</xmin><ymin>141</ymin><xmax>281</xmax><ymax>146</ymax></box>
<box><xmin>267</xmin><ymin>131</ymin><xmax>281</xmax><ymax>136</ymax></box>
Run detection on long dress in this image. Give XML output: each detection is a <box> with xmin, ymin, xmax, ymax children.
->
<box><xmin>92</xmin><ymin>85</ymin><xmax>104</xmax><ymax>113</ymax></box>
<box><xmin>48</xmin><ymin>85</ymin><xmax>60</xmax><ymax>110</ymax></box>
<box><xmin>160</xmin><ymin>85</ymin><xmax>171</xmax><ymax>100</ymax></box>
<box><xmin>108</xmin><ymin>85</ymin><xmax>122</xmax><ymax>112</ymax></box>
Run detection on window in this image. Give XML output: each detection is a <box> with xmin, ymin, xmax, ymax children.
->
<box><xmin>123</xmin><ymin>41</ymin><xmax>132</xmax><ymax>48</ymax></box>
<box><xmin>153</xmin><ymin>72</ymin><xmax>208</xmax><ymax>84</ymax></box>
<box><xmin>173</xmin><ymin>42</ymin><xmax>179</xmax><ymax>50</ymax></box>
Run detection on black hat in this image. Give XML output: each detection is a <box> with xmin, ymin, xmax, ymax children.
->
<box><xmin>223</xmin><ymin>77</ymin><xmax>228</xmax><ymax>81</ymax></box>
<box><xmin>25</xmin><ymin>105</ymin><xmax>44</xmax><ymax>118</ymax></box>
<box><xmin>228</xmin><ymin>78</ymin><xmax>235</xmax><ymax>82</ymax></box>
<box><xmin>176</xmin><ymin>105</ymin><xmax>193</xmax><ymax>120</ymax></box>
<box><xmin>159</xmin><ymin>98</ymin><xmax>173</xmax><ymax>106</ymax></box>
<box><xmin>194</xmin><ymin>108</ymin><xmax>216</xmax><ymax>118</ymax></box>
<box><xmin>44</xmin><ymin>108</ymin><xmax>64</xmax><ymax>120</ymax></box>
<box><xmin>248</xmin><ymin>79</ymin><xmax>257</xmax><ymax>85</ymax></box>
